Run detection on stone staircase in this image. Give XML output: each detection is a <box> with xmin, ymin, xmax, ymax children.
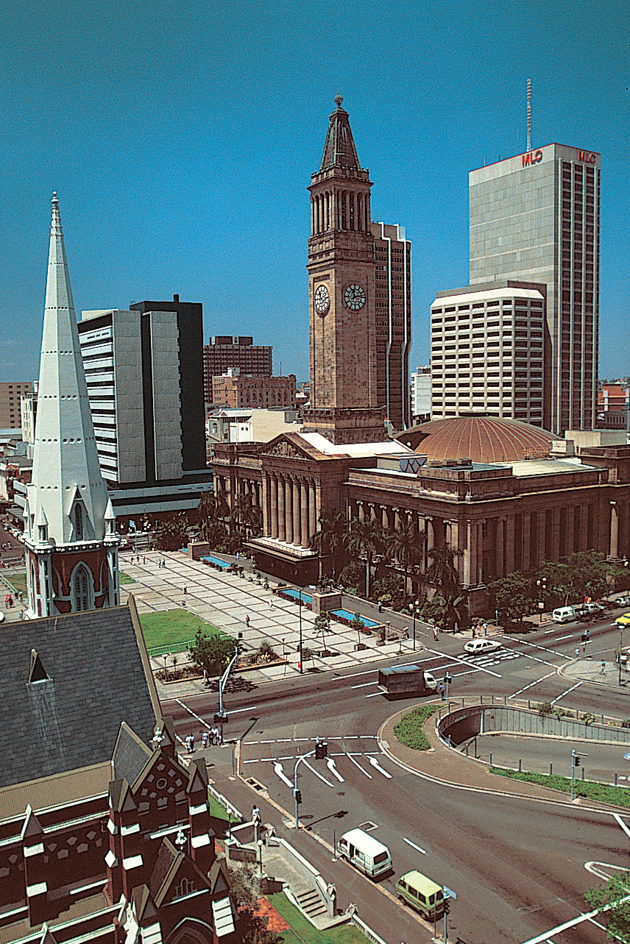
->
<box><xmin>294</xmin><ymin>886</ymin><xmax>328</xmax><ymax>920</ymax></box>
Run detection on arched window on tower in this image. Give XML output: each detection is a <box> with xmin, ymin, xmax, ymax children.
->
<box><xmin>74</xmin><ymin>504</ymin><xmax>84</xmax><ymax>541</ymax></box>
<box><xmin>72</xmin><ymin>564</ymin><xmax>93</xmax><ymax>612</ymax></box>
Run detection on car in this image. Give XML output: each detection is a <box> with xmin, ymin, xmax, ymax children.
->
<box><xmin>616</xmin><ymin>595</ymin><xmax>630</xmax><ymax>608</ymax></box>
<box><xmin>463</xmin><ymin>638</ymin><xmax>502</xmax><ymax>655</ymax></box>
<box><xmin>616</xmin><ymin>612</ymin><xmax>630</xmax><ymax>627</ymax></box>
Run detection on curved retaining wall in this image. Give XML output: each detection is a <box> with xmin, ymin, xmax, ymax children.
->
<box><xmin>438</xmin><ymin>703</ymin><xmax>630</xmax><ymax>747</ymax></box>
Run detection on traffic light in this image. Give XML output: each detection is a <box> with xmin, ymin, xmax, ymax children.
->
<box><xmin>315</xmin><ymin>739</ymin><xmax>328</xmax><ymax>759</ymax></box>
<box><xmin>573</xmin><ymin>754</ymin><xmax>580</xmax><ymax>767</ymax></box>
<box><xmin>294</xmin><ymin>790</ymin><xmax>302</xmax><ymax>805</ymax></box>
<box><xmin>443</xmin><ymin>899</ymin><xmax>451</xmax><ymax>915</ymax></box>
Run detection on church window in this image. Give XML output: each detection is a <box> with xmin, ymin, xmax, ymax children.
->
<box><xmin>72</xmin><ymin>564</ymin><xmax>93</xmax><ymax>611</ymax></box>
<box><xmin>75</xmin><ymin>504</ymin><xmax>84</xmax><ymax>540</ymax></box>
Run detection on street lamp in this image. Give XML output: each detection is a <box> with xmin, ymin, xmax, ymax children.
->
<box><xmin>298</xmin><ymin>587</ymin><xmax>303</xmax><ymax>674</ymax></box>
<box><xmin>257</xmin><ymin>838</ymin><xmax>264</xmax><ymax>877</ymax></box>
<box><xmin>536</xmin><ymin>576</ymin><xmax>548</xmax><ymax>623</ymax></box>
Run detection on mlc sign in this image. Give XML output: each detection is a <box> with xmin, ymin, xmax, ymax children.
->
<box><xmin>522</xmin><ymin>149</ymin><xmax>543</xmax><ymax>167</ymax></box>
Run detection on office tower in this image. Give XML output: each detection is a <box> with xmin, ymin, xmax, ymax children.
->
<box><xmin>469</xmin><ymin>144</ymin><xmax>600</xmax><ymax>434</ymax></box>
<box><xmin>203</xmin><ymin>335</ymin><xmax>272</xmax><ymax>403</ymax></box>
<box><xmin>304</xmin><ymin>96</ymin><xmax>410</xmax><ymax>443</ymax></box>
<box><xmin>372</xmin><ymin>222</ymin><xmax>412</xmax><ymax>431</ymax></box>
<box><xmin>0</xmin><ymin>381</ymin><xmax>33</xmax><ymax>429</ymax></box>
<box><xmin>430</xmin><ymin>280</ymin><xmax>546</xmax><ymax>425</ymax></box>
<box><xmin>411</xmin><ymin>365</ymin><xmax>431</xmax><ymax>424</ymax></box>
<box><xmin>78</xmin><ymin>295</ymin><xmax>206</xmax><ymax>485</ymax></box>
<box><xmin>23</xmin><ymin>194</ymin><xmax>119</xmax><ymax>617</ymax></box>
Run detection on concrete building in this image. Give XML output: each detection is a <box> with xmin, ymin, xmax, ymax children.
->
<box><xmin>23</xmin><ymin>194</ymin><xmax>119</xmax><ymax>618</ymax></box>
<box><xmin>78</xmin><ymin>296</ymin><xmax>210</xmax><ymax>522</ymax></box>
<box><xmin>211</xmin><ymin>369</ymin><xmax>296</xmax><ymax>410</ymax></box>
<box><xmin>430</xmin><ymin>281</ymin><xmax>546</xmax><ymax>425</ymax></box>
<box><xmin>372</xmin><ymin>221</ymin><xmax>412</xmax><ymax>431</ymax></box>
<box><xmin>207</xmin><ymin>407</ymin><xmax>302</xmax><ymax>445</ymax></box>
<box><xmin>0</xmin><ymin>381</ymin><xmax>33</xmax><ymax>429</ymax></box>
<box><xmin>469</xmin><ymin>144</ymin><xmax>600</xmax><ymax>434</ymax></box>
<box><xmin>203</xmin><ymin>335</ymin><xmax>272</xmax><ymax>403</ymax></box>
<box><xmin>411</xmin><ymin>365</ymin><xmax>431</xmax><ymax>424</ymax></box>
<box><xmin>304</xmin><ymin>96</ymin><xmax>410</xmax><ymax>443</ymax></box>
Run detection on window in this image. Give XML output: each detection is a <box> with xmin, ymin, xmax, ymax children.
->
<box><xmin>73</xmin><ymin>565</ymin><xmax>92</xmax><ymax>611</ymax></box>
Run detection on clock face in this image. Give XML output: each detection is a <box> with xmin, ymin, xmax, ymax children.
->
<box><xmin>314</xmin><ymin>284</ymin><xmax>330</xmax><ymax>315</ymax></box>
<box><xmin>344</xmin><ymin>283</ymin><xmax>366</xmax><ymax>311</ymax></box>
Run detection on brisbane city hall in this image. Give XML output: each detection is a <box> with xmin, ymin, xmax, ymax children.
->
<box><xmin>211</xmin><ymin>97</ymin><xmax>630</xmax><ymax>607</ymax></box>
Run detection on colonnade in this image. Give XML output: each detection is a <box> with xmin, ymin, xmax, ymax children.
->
<box><xmin>311</xmin><ymin>187</ymin><xmax>371</xmax><ymax>236</ymax></box>
<box><xmin>262</xmin><ymin>473</ymin><xmax>319</xmax><ymax>549</ymax></box>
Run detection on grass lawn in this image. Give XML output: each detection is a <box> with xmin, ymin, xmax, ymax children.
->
<box><xmin>119</xmin><ymin>572</ymin><xmax>136</xmax><ymax>585</ymax></box>
<box><xmin>490</xmin><ymin>766</ymin><xmax>630</xmax><ymax>807</ymax></box>
<box><xmin>267</xmin><ymin>893</ymin><xmax>369</xmax><ymax>944</ymax></box>
<box><xmin>139</xmin><ymin>609</ymin><xmax>226</xmax><ymax>655</ymax></box>
<box><xmin>5</xmin><ymin>571</ymin><xmax>26</xmax><ymax>594</ymax></box>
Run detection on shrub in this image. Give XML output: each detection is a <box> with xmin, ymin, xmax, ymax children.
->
<box><xmin>394</xmin><ymin>705</ymin><xmax>442</xmax><ymax>751</ymax></box>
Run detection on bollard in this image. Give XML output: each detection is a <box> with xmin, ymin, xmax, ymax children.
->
<box><xmin>519</xmin><ymin>758</ymin><xmax>522</xmax><ymax>772</ymax></box>
<box><xmin>490</xmin><ymin>752</ymin><xmax>493</xmax><ymax>767</ymax></box>
<box><xmin>582</xmin><ymin>767</ymin><xmax>585</xmax><ymax>781</ymax></box>
<box><xmin>616</xmin><ymin>773</ymin><xmax>618</xmax><ymax>787</ymax></box>
<box><xmin>550</xmin><ymin>763</ymin><xmax>553</xmax><ymax>776</ymax></box>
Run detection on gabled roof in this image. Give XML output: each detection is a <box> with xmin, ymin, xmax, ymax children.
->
<box><xmin>319</xmin><ymin>95</ymin><xmax>362</xmax><ymax>172</ymax></box>
<box><xmin>112</xmin><ymin>721</ymin><xmax>154</xmax><ymax>788</ymax></box>
<box><xmin>149</xmin><ymin>837</ymin><xmax>212</xmax><ymax>908</ymax></box>
<box><xmin>0</xmin><ymin>600</ymin><xmax>161</xmax><ymax>789</ymax></box>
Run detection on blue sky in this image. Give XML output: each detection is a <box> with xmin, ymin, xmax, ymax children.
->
<box><xmin>2</xmin><ymin>0</ymin><xmax>628</xmax><ymax>386</ymax></box>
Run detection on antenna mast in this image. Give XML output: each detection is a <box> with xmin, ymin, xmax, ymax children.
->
<box><xmin>526</xmin><ymin>78</ymin><xmax>532</xmax><ymax>152</ymax></box>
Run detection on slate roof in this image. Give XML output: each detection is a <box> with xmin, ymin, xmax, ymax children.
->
<box><xmin>0</xmin><ymin>599</ymin><xmax>161</xmax><ymax>789</ymax></box>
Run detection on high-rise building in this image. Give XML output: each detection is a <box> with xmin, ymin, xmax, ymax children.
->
<box><xmin>78</xmin><ymin>296</ymin><xmax>206</xmax><ymax>485</ymax></box>
<box><xmin>0</xmin><ymin>381</ymin><xmax>33</xmax><ymax>429</ymax></box>
<box><xmin>430</xmin><ymin>280</ymin><xmax>546</xmax><ymax>426</ymax></box>
<box><xmin>411</xmin><ymin>365</ymin><xmax>431</xmax><ymax>424</ymax></box>
<box><xmin>203</xmin><ymin>335</ymin><xmax>272</xmax><ymax>403</ymax></box>
<box><xmin>372</xmin><ymin>222</ymin><xmax>412</xmax><ymax>431</ymax></box>
<box><xmin>23</xmin><ymin>194</ymin><xmax>119</xmax><ymax>618</ymax></box>
<box><xmin>304</xmin><ymin>96</ymin><xmax>410</xmax><ymax>443</ymax></box>
<box><xmin>469</xmin><ymin>144</ymin><xmax>600</xmax><ymax>434</ymax></box>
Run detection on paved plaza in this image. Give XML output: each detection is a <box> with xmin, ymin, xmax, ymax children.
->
<box><xmin>118</xmin><ymin>548</ymin><xmax>425</xmax><ymax>692</ymax></box>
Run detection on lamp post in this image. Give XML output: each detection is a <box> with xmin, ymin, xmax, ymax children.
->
<box><xmin>257</xmin><ymin>838</ymin><xmax>264</xmax><ymax>877</ymax></box>
<box><xmin>411</xmin><ymin>599</ymin><xmax>421</xmax><ymax>651</ymax></box>
<box><xmin>298</xmin><ymin>587</ymin><xmax>303</xmax><ymax>674</ymax></box>
<box><xmin>536</xmin><ymin>576</ymin><xmax>548</xmax><ymax>623</ymax></box>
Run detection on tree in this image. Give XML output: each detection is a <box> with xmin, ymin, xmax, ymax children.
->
<box><xmin>347</xmin><ymin>518</ymin><xmax>387</xmax><ymax>598</ymax></box>
<box><xmin>489</xmin><ymin>572</ymin><xmax>538</xmax><ymax>623</ymax></box>
<box><xmin>313</xmin><ymin>611</ymin><xmax>332</xmax><ymax>652</ymax></box>
<box><xmin>227</xmin><ymin>864</ymin><xmax>284</xmax><ymax>944</ymax></box>
<box><xmin>421</xmin><ymin>591</ymin><xmax>468</xmax><ymax>632</ymax></box>
<box><xmin>153</xmin><ymin>512</ymin><xmax>191</xmax><ymax>551</ymax></box>
<box><xmin>351</xmin><ymin>612</ymin><xmax>367</xmax><ymax>646</ymax></box>
<box><xmin>425</xmin><ymin>543</ymin><xmax>462</xmax><ymax>595</ymax></box>
<box><xmin>189</xmin><ymin>632</ymin><xmax>237</xmax><ymax>677</ymax></box>
<box><xmin>311</xmin><ymin>510</ymin><xmax>350</xmax><ymax>580</ymax></box>
<box><xmin>389</xmin><ymin>521</ymin><xmax>425</xmax><ymax>596</ymax></box>
<box><xmin>585</xmin><ymin>871</ymin><xmax>630</xmax><ymax>942</ymax></box>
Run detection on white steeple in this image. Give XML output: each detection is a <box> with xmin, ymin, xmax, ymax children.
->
<box><xmin>24</xmin><ymin>194</ymin><xmax>119</xmax><ymax>617</ymax></box>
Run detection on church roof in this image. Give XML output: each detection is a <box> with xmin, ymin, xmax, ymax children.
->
<box><xmin>319</xmin><ymin>95</ymin><xmax>362</xmax><ymax>172</ymax></box>
<box><xmin>0</xmin><ymin>600</ymin><xmax>161</xmax><ymax>789</ymax></box>
<box><xmin>26</xmin><ymin>193</ymin><xmax>110</xmax><ymax>549</ymax></box>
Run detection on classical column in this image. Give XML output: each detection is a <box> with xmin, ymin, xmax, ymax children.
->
<box><xmin>551</xmin><ymin>507</ymin><xmax>561</xmax><ymax>562</ymax></box>
<box><xmin>463</xmin><ymin>519</ymin><xmax>472</xmax><ymax>587</ymax></box>
<box><xmin>262</xmin><ymin>474</ymin><xmax>270</xmax><ymax>537</ymax></box>
<box><xmin>358</xmin><ymin>501</ymin><xmax>365</xmax><ymax>523</ymax></box>
<box><xmin>308</xmin><ymin>480</ymin><xmax>317</xmax><ymax>538</ymax></box>
<box><xmin>566</xmin><ymin>506</ymin><xmax>576</xmax><ymax>556</ymax></box>
<box><xmin>381</xmin><ymin>505</ymin><xmax>389</xmax><ymax>530</ymax></box>
<box><xmin>392</xmin><ymin>507</ymin><xmax>401</xmax><ymax>531</ymax></box>
<box><xmin>521</xmin><ymin>513</ymin><xmax>531</xmax><ymax>572</ymax></box>
<box><xmin>270</xmin><ymin>475</ymin><xmax>278</xmax><ymax>540</ymax></box>
<box><xmin>292</xmin><ymin>479</ymin><xmax>301</xmax><ymax>546</ymax></box>
<box><xmin>284</xmin><ymin>478</ymin><xmax>293</xmax><ymax>545</ymax></box>
<box><xmin>496</xmin><ymin>518</ymin><xmax>505</xmax><ymax>578</ymax></box>
<box><xmin>610</xmin><ymin>501</ymin><xmax>619</xmax><ymax>559</ymax></box>
<box><xmin>505</xmin><ymin>515</ymin><xmax>515</xmax><ymax>575</ymax></box>
<box><xmin>277</xmin><ymin>476</ymin><xmax>285</xmax><ymax>542</ymax></box>
<box><xmin>537</xmin><ymin>510</ymin><xmax>546</xmax><ymax>566</ymax></box>
<box><xmin>300</xmin><ymin>480</ymin><xmax>309</xmax><ymax>548</ymax></box>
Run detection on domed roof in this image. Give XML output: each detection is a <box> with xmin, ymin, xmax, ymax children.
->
<box><xmin>399</xmin><ymin>414</ymin><xmax>560</xmax><ymax>464</ymax></box>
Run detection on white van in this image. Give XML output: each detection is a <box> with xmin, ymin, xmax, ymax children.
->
<box><xmin>552</xmin><ymin>606</ymin><xmax>576</xmax><ymax>624</ymax></box>
<box><xmin>336</xmin><ymin>828</ymin><xmax>392</xmax><ymax>878</ymax></box>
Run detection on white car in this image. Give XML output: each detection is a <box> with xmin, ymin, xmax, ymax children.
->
<box><xmin>463</xmin><ymin>638</ymin><xmax>502</xmax><ymax>655</ymax></box>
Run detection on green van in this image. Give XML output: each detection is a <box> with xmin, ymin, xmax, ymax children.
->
<box><xmin>396</xmin><ymin>870</ymin><xmax>444</xmax><ymax>921</ymax></box>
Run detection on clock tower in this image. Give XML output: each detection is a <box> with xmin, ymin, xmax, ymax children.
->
<box><xmin>304</xmin><ymin>96</ymin><xmax>387</xmax><ymax>444</ymax></box>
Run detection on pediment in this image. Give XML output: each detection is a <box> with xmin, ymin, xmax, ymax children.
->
<box><xmin>260</xmin><ymin>434</ymin><xmax>318</xmax><ymax>460</ymax></box>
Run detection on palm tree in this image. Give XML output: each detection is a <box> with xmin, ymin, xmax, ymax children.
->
<box><xmin>425</xmin><ymin>542</ymin><xmax>462</xmax><ymax>595</ymax></box>
<box><xmin>311</xmin><ymin>510</ymin><xmax>350</xmax><ymax>581</ymax></box>
<box><xmin>347</xmin><ymin>518</ymin><xmax>387</xmax><ymax>598</ymax></box>
<box><xmin>389</xmin><ymin>521</ymin><xmax>425</xmax><ymax>597</ymax></box>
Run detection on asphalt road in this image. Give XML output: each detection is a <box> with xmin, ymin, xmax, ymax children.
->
<box><xmin>165</xmin><ymin>614</ymin><xmax>630</xmax><ymax>944</ymax></box>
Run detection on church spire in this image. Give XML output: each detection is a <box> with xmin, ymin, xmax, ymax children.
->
<box><xmin>24</xmin><ymin>194</ymin><xmax>119</xmax><ymax>618</ymax></box>
<box><xmin>319</xmin><ymin>95</ymin><xmax>362</xmax><ymax>172</ymax></box>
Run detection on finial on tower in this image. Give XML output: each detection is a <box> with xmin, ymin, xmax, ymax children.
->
<box><xmin>334</xmin><ymin>93</ymin><xmax>343</xmax><ymax>109</ymax></box>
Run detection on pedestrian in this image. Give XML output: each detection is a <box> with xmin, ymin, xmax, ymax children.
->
<box><xmin>433</xmin><ymin>626</ymin><xmax>439</xmax><ymax>642</ymax></box>
<box><xmin>454</xmin><ymin>622</ymin><xmax>459</xmax><ymax>634</ymax></box>
<box><xmin>269</xmin><ymin>600</ymin><xmax>274</xmax><ymax>611</ymax></box>
<box><xmin>18</xmin><ymin>590</ymin><xmax>23</xmax><ymax>602</ymax></box>
<box><xmin>600</xmin><ymin>660</ymin><xmax>606</xmax><ymax>675</ymax></box>
<box><xmin>183</xmin><ymin>585</ymin><xmax>187</xmax><ymax>594</ymax></box>
<box><xmin>203</xmin><ymin>668</ymin><xmax>208</xmax><ymax>686</ymax></box>
<box><xmin>439</xmin><ymin>682</ymin><xmax>446</xmax><ymax>699</ymax></box>
<box><xmin>575</xmin><ymin>648</ymin><xmax>580</xmax><ymax>659</ymax></box>
<box><xmin>403</xmin><ymin>626</ymin><xmax>409</xmax><ymax>639</ymax></box>
<box><xmin>483</xmin><ymin>622</ymin><xmax>487</xmax><ymax>636</ymax></box>
<box><xmin>445</xmin><ymin>671</ymin><xmax>452</xmax><ymax>690</ymax></box>
<box><xmin>252</xmin><ymin>805</ymin><xmax>261</xmax><ymax>825</ymax></box>
<box><xmin>202</xmin><ymin>731</ymin><xmax>209</xmax><ymax>749</ymax></box>
<box><xmin>245</xmin><ymin>614</ymin><xmax>250</xmax><ymax>628</ymax></box>
<box><xmin>471</xmin><ymin>625</ymin><xmax>476</xmax><ymax>637</ymax></box>
<box><xmin>143</xmin><ymin>555</ymin><xmax>146</xmax><ymax>564</ymax></box>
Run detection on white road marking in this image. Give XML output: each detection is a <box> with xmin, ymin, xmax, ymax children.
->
<box><xmin>551</xmin><ymin>681</ymin><xmax>583</xmax><ymax>704</ymax></box>
<box><xmin>509</xmin><ymin>671</ymin><xmax>557</xmax><ymax>698</ymax></box>
<box><xmin>303</xmin><ymin>759</ymin><xmax>334</xmax><ymax>787</ymax></box>
<box><xmin>369</xmin><ymin>756</ymin><xmax>392</xmax><ymax>778</ymax></box>
<box><xmin>346</xmin><ymin>753</ymin><xmax>373</xmax><ymax>779</ymax></box>
<box><xmin>403</xmin><ymin>837</ymin><xmax>426</xmax><ymax>855</ymax></box>
<box><xmin>556</xmin><ymin>634</ymin><xmax>574</xmax><ymax>641</ymax></box>
<box><xmin>613</xmin><ymin>812</ymin><xmax>630</xmax><ymax>840</ymax></box>
<box><xmin>273</xmin><ymin>762</ymin><xmax>294</xmax><ymax>788</ymax></box>
<box><xmin>327</xmin><ymin>758</ymin><xmax>345</xmax><ymax>782</ymax></box>
<box><xmin>176</xmin><ymin>698</ymin><xmax>212</xmax><ymax>729</ymax></box>
<box><xmin>365</xmin><ymin>691</ymin><xmax>382</xmax><ymax>698</ymax></box>
<box><xmin>351</xmin><ymin>681</ymin><xmax>377</xmax><ymax>689</ymax></box>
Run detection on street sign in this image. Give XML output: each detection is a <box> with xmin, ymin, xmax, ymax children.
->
<box><xmin>443</xmin><ymin>885</ymin><xmax>457</xmax><ymax>900</ymax></box>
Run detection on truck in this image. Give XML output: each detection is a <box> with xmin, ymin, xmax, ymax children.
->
<box><xmin>378</xmin><ymin>664</ymin><xmax>438</xmax><ymax>699</ymax></box>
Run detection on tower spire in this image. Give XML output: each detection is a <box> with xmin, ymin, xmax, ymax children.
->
<box><xmin>23</xmin><ymin>193</ymin><xmax>119</xmax><ymax>618</ymax></box>
<box><xmin>319</xmin><ymin>95</ymin><xmax>362</xmax><ymax>172</ymax></box>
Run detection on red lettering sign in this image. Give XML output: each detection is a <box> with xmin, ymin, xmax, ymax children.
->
<box><xmin>522</xmin><ymin>149</ymin><xmax>543</xmax><ymax>167</ymax></box>
<box><xmin>577</xmin><ymin>150</ymin><xmax>597</xmax><ymax>164</ymax></box>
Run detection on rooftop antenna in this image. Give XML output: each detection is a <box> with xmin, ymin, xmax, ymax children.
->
<box><xmin>526</xmin><ymin>78</ymin><xmax>532</xmax><ymax>152</ymax></box>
